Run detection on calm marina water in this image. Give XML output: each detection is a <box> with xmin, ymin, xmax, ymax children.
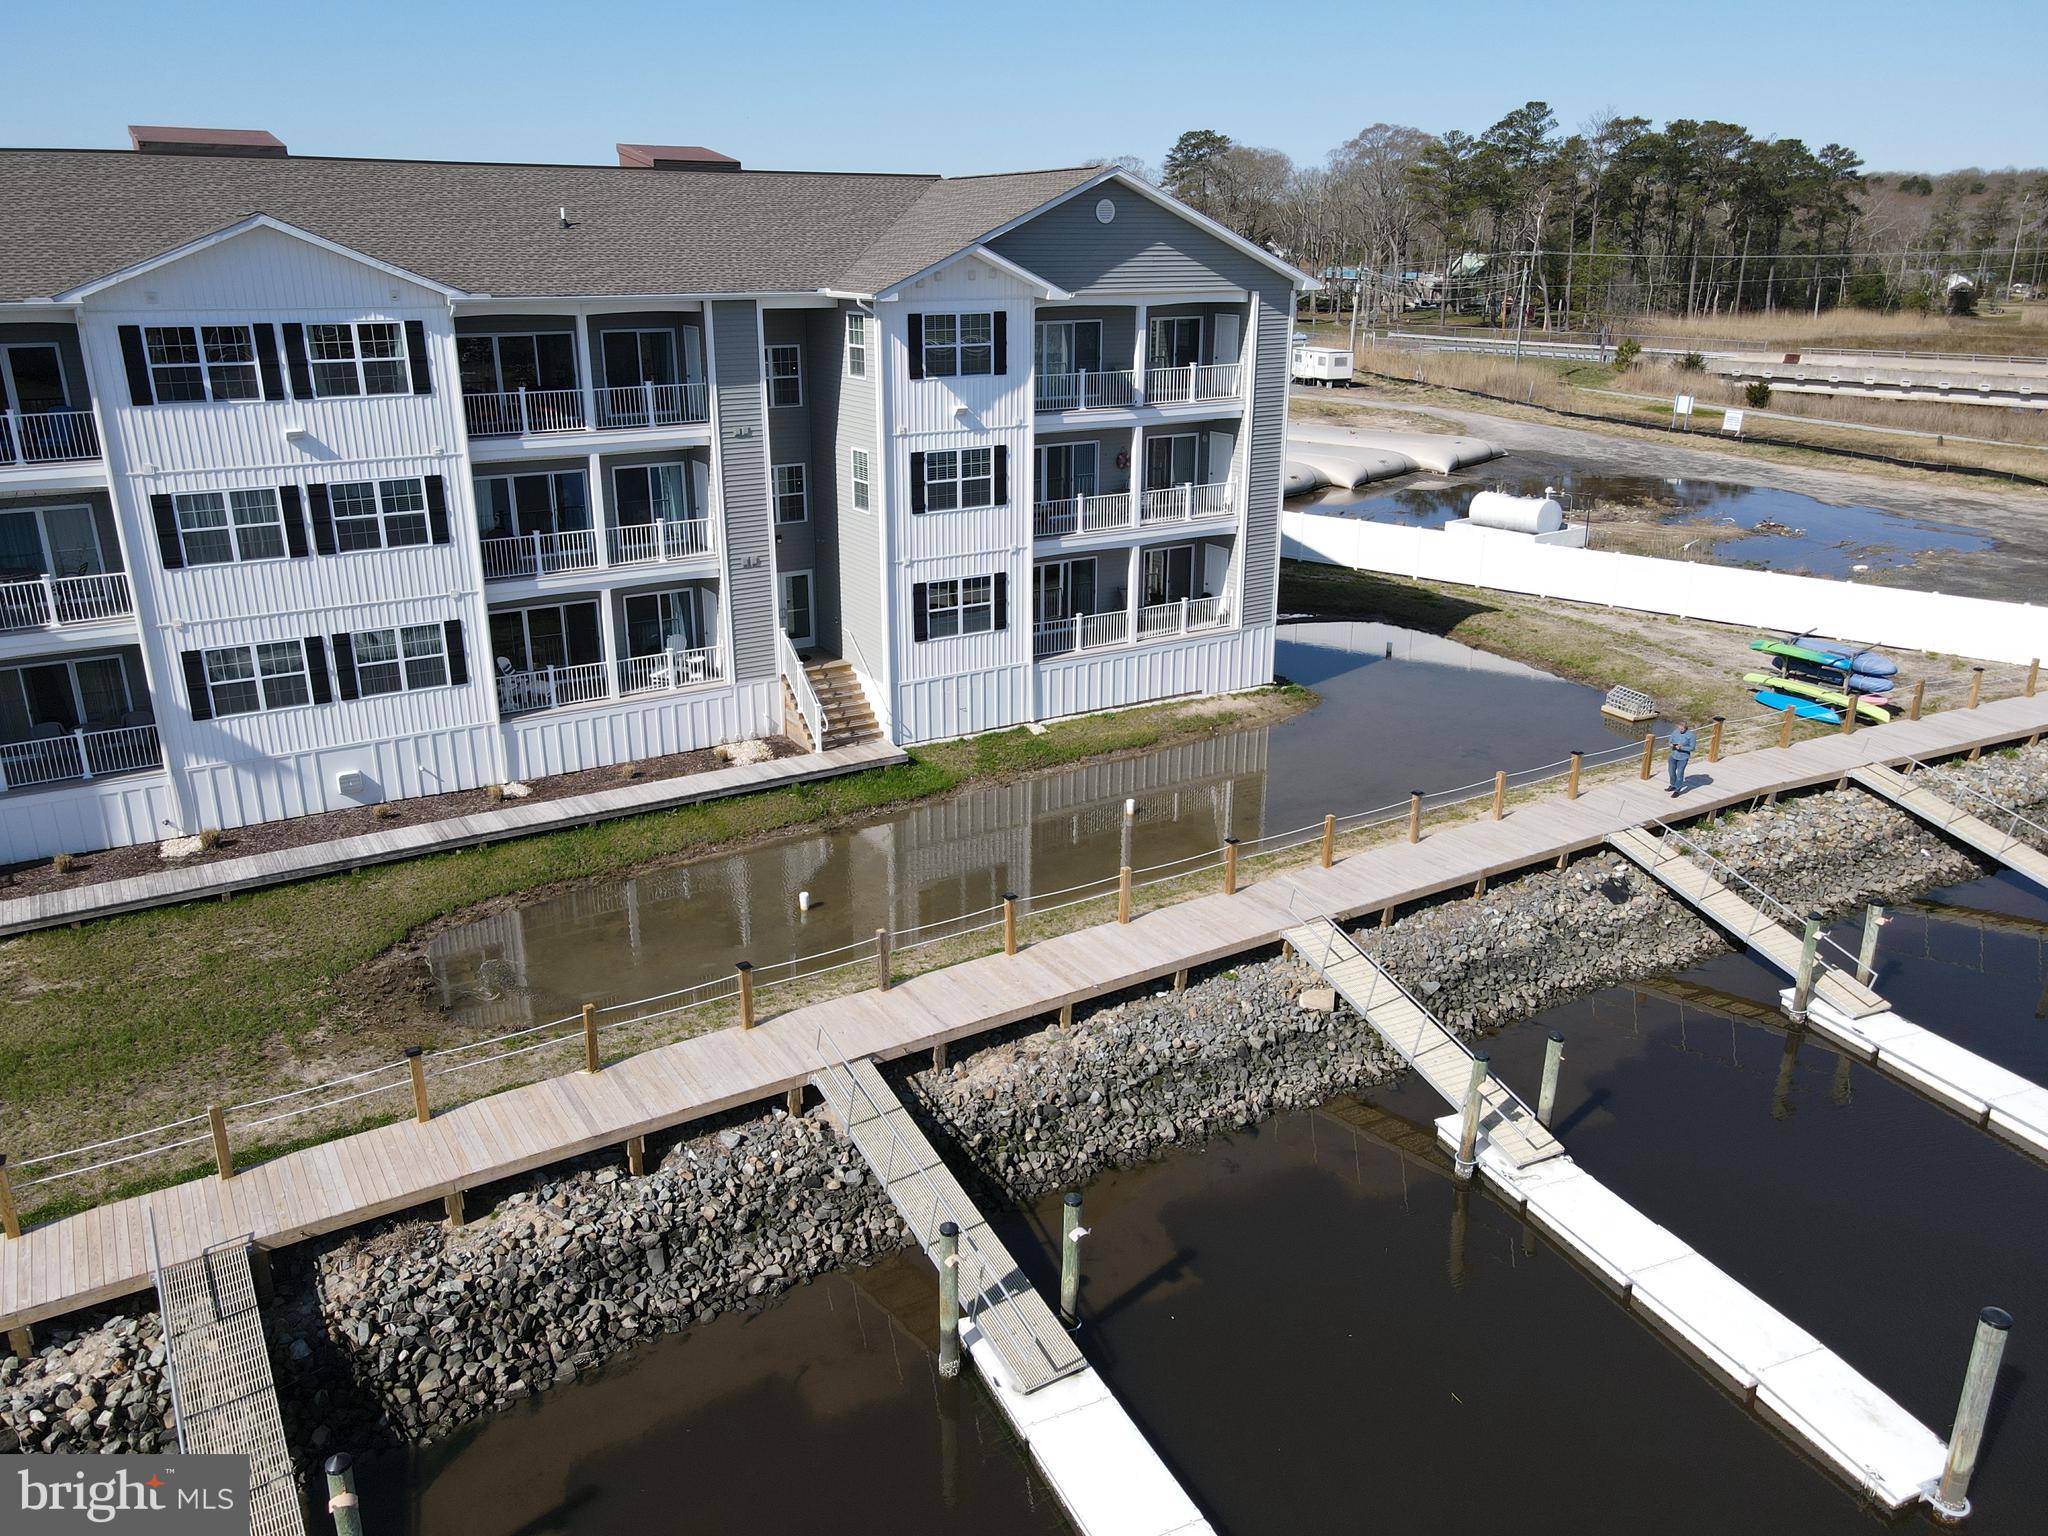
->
<box><xmin>386</xmin><ymin>870</ymin><xmax>2048</xmax><ymax>1534</ymax></box>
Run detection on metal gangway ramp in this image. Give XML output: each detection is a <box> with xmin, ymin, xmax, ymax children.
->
<box><xmin>1851</xmin><ymin>762</ymin><xmax>2048</xmax><ymax>896</ymax></box>
<box><xmin>810</xmin><ymin>1056</ymin><xmax>1085</xmax><ymax>1394</ymax></box>
<box><xmin>1607</xmin><ymin>826</ymin><xmax>1890</xmax><ymax>1019</ymax></box>
<box><xmin>1281</xmin><ymin>914</ymin><xmax>1564</xmax><ymax>1169</ymax></box>
<box><xmin>149</xmin><ymin>1227</ymin><xmax>306</xmax><ymax>1536</ymax></box>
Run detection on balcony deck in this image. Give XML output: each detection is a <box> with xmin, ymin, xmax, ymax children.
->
<box><xmin>1033</xmin><ymin>363</ymin><xmax>1244</xmax><ymax>417</ymax></box>
<box><xmin>0</xmin><ymin>408</ymin><xmax>101</xmax><ymax>470</ymax></box>
<box><xmin>1032</xmin><ymin>482</ymin><xmax>1237</xmax><ymax>542</ymax></box>
<box><xmin>495</xmin><ymin>646</ymin><xmax>725</xmax><ymax>718</ymax></box>
<box><xmin>463</xmin><ymin>383</ymin><xmax>711</xmax><ymax>449</ymax></box>
<box><xmin>479</xmin><ymin>520</ymin><xmax>716</xmax><ymax>585</ymax></box>
<box><xmin>0</xmin><ymin>572</ymin><xmax>135</xmax><ymax>636</ymax></box>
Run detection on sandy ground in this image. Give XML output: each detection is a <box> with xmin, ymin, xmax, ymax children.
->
<box><xmin>1291</xmin><ymin>386</ymin><xmax>2048</xmax><ymax>602</ymax></box>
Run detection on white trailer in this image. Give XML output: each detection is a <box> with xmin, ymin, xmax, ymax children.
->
<box><xmin>1291</xmin><ymin>344</ymin><xmax>1354</xmax><ymax>386</ymax></box>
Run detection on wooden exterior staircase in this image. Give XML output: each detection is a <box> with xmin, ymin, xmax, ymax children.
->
<box><xmin>803</xmin><ymin>655</ymin><xmax>882</xmax><ymax>749</ymax></box>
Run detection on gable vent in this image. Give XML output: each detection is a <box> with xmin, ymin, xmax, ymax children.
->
<box><xmin>129</xmin><ymin>125</ymin><xmax>287</xmax><ymax>158</ymax></box>
<box><xmin>616</xmin><ymin>142</ymin><xmax>740</xmax><ymax>172</ymax></box>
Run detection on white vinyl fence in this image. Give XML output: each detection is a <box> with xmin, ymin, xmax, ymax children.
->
<box><xmin>1282</xmin><ymin>511</ymin><xmax>2048</xmax><ymax>665</ymax></box>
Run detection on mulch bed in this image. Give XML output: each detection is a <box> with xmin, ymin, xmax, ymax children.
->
<box><xmin>1</xmin><ymin>737</ymin><xmax>805</xmax><ymax>902</ymax></box>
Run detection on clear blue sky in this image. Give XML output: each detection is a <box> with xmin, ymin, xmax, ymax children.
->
<box><xmin>4</xmin><ymin>0</ymin><xmax>2042</xmax><ymax>174</ymax></box>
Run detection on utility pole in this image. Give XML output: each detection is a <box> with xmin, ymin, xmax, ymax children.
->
<box><xmin>2010</xmin><ymin>191</ymin><xmax>2035</xmax><ymax>300</ymax></box>
<box><xmin>1512</xmin><ymin>236</ymin><xmax>1534</xmax><ymax>363</ymax></box>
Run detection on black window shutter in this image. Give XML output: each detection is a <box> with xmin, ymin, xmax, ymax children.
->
<box><xmin>909</xmin><ymin>452</ymin><xmax>926</xmax><ymax>515</ymax></box>
<box><xmin>281</xmin><ymin>323</ymin><xmax>313</xmax><ymax>397</ymax></box>
<box><xmin>907</xmin><ymin>313</ymin><xmax>924</xmax><ymax>379</ymax></box>
<box><xmin>444</xmin><ymin>619</ymin><xmax>469</xmax><ymax>685</ymax></box>
<box><xmin>912</xmin><ymin>582</ymin><xmax>929</xmax><ymax>642</ymax></box>
<box><xmin>150</xmin><ymin>493</ymin><xmax>183</xmax><ymax>569</ymax></box>
<box><xmin>993</xmin><ymin>311</ymin><xmax>1008</xmax><ymax>373</ymax></box>
<box><xmin>425</xmin><ymin>475</ymin><xmax>450</xmax><ymax>543</ymax></box>
<box><xmin>181</xmin><ymin>650</ymin><xmax>212</xmax><ymax>721</ymax></box>
<box><xmin>994</xmin><ymin>446</ymin><xmax>1009</xmax><ymax>506</ymax></box>
<box><xmin>304</xmin><ymin>636</ymin><xmax>332</xmax><ymax>704</ymax></box>
<box><xmin>308</xmin><ymin>483</ymin><xmax>335</xmax><ymax>554</ymax></box>
<box><xmin>119</xmin><ymin>326</ymin><xmax>155</xmax><ymax>406</ymax></box>
<box><xmin>404</xmin><ymin>320</ymin><xmax>432</xmax><ymax>393</ymax></box>
<box><xmin>332</xmin><ymin>633</ymin><xmax>358</xmax><ymax>700</ymax></box>
<box><xmin>278</xmin><ymin>485</ymin><xmax>309</xmax><ymax>557</ymax></box>
<box><xmin>993</xmin><ymin>572</ymin><xmax>1009</xmax><ymax>631</ymax></box>
<box><xmin>254</xmin><ymin>324</ymin><xmax>286</xmax><ymax>401</ymax></box>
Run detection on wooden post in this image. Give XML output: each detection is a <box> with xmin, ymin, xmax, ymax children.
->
<box><xmin>1968</xmin><ymin>666</ymin><xmax>1984</xmax><ymax>709</ymax></box>
<box><xmin>406</xmin><ymin>1047</ymin><xmax>430</xmax><ymax>1124</ymax></box>
<box><xmin>1638</xmin><ymin>732</ymin><xmax>1654</xmax><ymax>780</ymax></box>
<box><xmin>1407</xmin><ymin>790</ymin><xmax>1422</xmax><ymax>844</ymax></box>
<box><xmin>1222</xmin><ymin>839</ymin><xmax>1239</xmax><ymax>895</ymax></box>
<box><xmin>581</xmin><ymin>1002</ymin><xmax>600</xmax><ymax>1073</ymax></box>
<box><xmin>0</xmin><ymin>1155</ymin><xmax>20</xmax><ymax>1240</ymax></box>
<box><xmin>875</xmin><ymin>928</ymin><xmax>891</xmax><ymax>991</ymax></box>
<box><xmin>1320</xmin><ymin>813</ymin><xmax>1336</xmax><ymax>867</ymax></box>
<box><xmin>1780</xmin><ymin>709</ymin><xmax>1794</xmax><ymax>749</ymax></box>
<box><xmin>1173</xmin><ymin>968</ymin><xmax>1189</xmax><ymax>992</ymax></box>
<box><xmin>1790</xmin><ymin>916</ymin><xmax>1823</xmax><ymax>1021</ymax></box>
<box><xmin>1933</xmin><ymin>1307</ymin><xmax>2014</xmax><ymax>1521</ymax></box>
<box><xmin>1491</xmin><ymin>771</ymin><xmax>1506</xmax><ymax>820</ymax></box>
<box><xmin>1059</xmin><ymin>1001</ymin><xmax>1074</xmax><ymax>1029</ymax></box>
<box><xmin>1117</xmin><ymin>865</ymin><xmax>1133</xmax><ymax>923</ymax></box>
<box><xmin>1840</xmin><ymin>695</ymin><xmax>1856</xmax><ymax>735</ymax></box>
<box><xmin>1857</xmin><ymin>903</ymin><xmax>1885</xmax><ymax>987</ymax></box>
<box><xmin>1567</xmin><ymin>751</ymin><xmax>1582</xmax><ymax>800</ymax></box>
<box><xmin>1708</xmin><ymin>716</ymin><xmax>1725</xmax><ymax>762</ymax></box>
<box><xmin>1909</xmin><ymin>679</ymin><xmax>1926</xmax><ymax>720</ymax></box>
<box><xmin>626</xmin><ymin>1135</ymin><xmax>646</xmax><ymax>1177</ymax></box>
<box><xmin>325</xmin><ymin>1454</ymin><xmax>365</xmax><ymax>1536</ymax></box>
<box><xmin>1454</xmin><ymin>1054</ymin><xmax>1490</xmax><ymax>1179</ymax></box>
<box><xmin>937</xmin><ymin>1220</ymin><xmax>962</xmax><ymax>1377</ymax></box>
<box><xmin>1002</xmin><ymin>892</ymin><xmax>1018</xmax><ymax>954</ymax></box>
<box><xmin>2028</xmin><ymin>658</ymin><xmax>2040</xmax><ymax>698</ymax></box>
<box><xmin>932</xmin><ymin>1040</ymin><xmax>948</xmax><ymax>1070</ymax></box>
<box><xmin>1058</xmin><ymin>1191</ymin><xmax>1085</xmax><ymax>1328</ymax></box>
<box><xmin>787</xmin><ymin>1085</ymin><xmax>804</xmax><ymax>1114</ymax></box>
<box><xmin>1380</xmin><ymin>903</ymin><xmax>1394</xmax><ymax>929</ymax></box>
<box><xmin>736</xmin><ymin>961</ymin><xmax>755</xmax><ymax>1028</ymax></box>
<box><xmin>208</xmin><ymin>1103</ymin><xmax>233</xmax><ymax>1181</ymax></box>
<box><xmin>1537</xmin><ymin>1032</ymin><xmax>1565</xmax><ymax>1127</ymax></box>
<box><xmin>443</xmin><ymin>1189</ymin><xmax>466</xmax><ymax>1228</ymax></box>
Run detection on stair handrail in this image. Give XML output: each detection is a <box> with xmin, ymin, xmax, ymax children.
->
<box><xmin>1638</xmin><ymin>819</ymin><xmax>1870</xmax><ymax>979</ymax></box>
<box><xmin>776</xmin><ymin>628</ymin><xmax>827</xmax><ymax>751</ymax></box>
<box><xmin>1897</xmin><ymin>757</ymin><xmax>2048</xmax><ymax>846</ymax></box>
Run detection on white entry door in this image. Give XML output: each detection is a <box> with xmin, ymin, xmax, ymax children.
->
<box><xmin>779</xmin><ymin>569</ymin><xmax>814</xmax><ymax>647</ymax></box>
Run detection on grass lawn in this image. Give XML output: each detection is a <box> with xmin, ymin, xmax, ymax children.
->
<box><xmin>0</xmin><ymin>683</ymin><xmax>1312</xmax><ymax>1202</ymax></box>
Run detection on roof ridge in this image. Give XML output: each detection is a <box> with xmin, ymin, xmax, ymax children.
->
<box><xmin>0</xmin><ymin>145</ymin><xmax>946</xmax><ymax>179</ymax></box>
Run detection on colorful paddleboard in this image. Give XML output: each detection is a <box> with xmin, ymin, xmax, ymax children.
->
<box><xmin>1750</xmin><ymin>636</ymin><xmax>1899</xmax><ymax>680</ymax></box>
<box><xmin>1743</xmin><ymin>673</ymin><xmax>1891</xmax><ymax>723</ymax></box>
<box><xmin>1775</xmin><ymin>658</ymin><xmax>1893</xmax><ymax>694</ymax></box>
<box><xmin>1753</xmin><ymin>688</ymin><xmax>1839</xmax><ymax>723</ymax></box>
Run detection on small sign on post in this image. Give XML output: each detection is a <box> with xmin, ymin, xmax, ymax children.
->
<box><xmin>1671</xmin><ymin>393</ymin><xmax>1695</xmax><ymax>431</ymax></box>
<box><xmin>1722</xmin><ymin>408</ymin><xmax>1746</xmax><ymax>437</ymax></box>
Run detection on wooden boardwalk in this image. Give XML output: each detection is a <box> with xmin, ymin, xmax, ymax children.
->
<box><xmin>1607</xmin><ymin>827</ymin><xmax>1890</xmax><ymax>1018</ymax></box>
<box><xmin>1851</xmin><ymin>763</ymin><xmax>2048</xmax><ymax>896</ymax></box>
<box><xmin>1282</xmin><ymin>917</ymin><xmax>1561</xmax><ymax>1167</ymax></box>
<box><xmin>152</xmin><ymin>1239</ymin><xmax>304</xmax><ymax>1536</ymax></box>
<box><xmin>811</xmin><ymin>1057</ymin><xmax>1083</xmax><ymax>1394</ymax></box>
<box><xmin>5</xmin><ymin>692</ymin><xmax>2047</xmax><ymax>1334</ymax></box>
<box><xmin>0</xmin><ymin>739</ymin><xmax>906</xmax><ymax>938</ymax></box>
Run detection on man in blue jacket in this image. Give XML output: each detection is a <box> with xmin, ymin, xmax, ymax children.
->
<box><xmin>1667</xmin><ymin>722</ymin><xmax>1698</xmax><ymax>796</ymax></box>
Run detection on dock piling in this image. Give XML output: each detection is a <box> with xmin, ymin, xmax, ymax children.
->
<box><xmin>1790</xmin><ymin>916</ymin><xmax>1822</xmax><ymax>1022</ymax></box>
<box><xmin>1931</xmin><ymin>1306</ymin><xmax>2013</xmax><ymax>1522</ymax></box>
<box><xmin>325</xmin><ymin>1452</ymin><xmax>364</xmax><ymax>1536</ymax></box>
<box><xmin>0</xmin><ymin>1155</ymin><xmax>19</xmax><ymax>1240</ymax></box>
<box><xmin>1003</xmin><ymin>893</ymin><xmax>1018</xmax><ymax>954</ymax></box>
<box><xmin>1059</xmin><ymin>1191</ymin><xmax>1085</xmax><ymax>1328</ymax></box>
<box><xmin>1910</xmin><ymin>679</ymin><xmax>1926</xmax><ymax>720</ymax></box>
<box><xmin>1408</xmin><ymin>790</ymin><xmax>1422</xmax><ymax>844</ymax></box>
<box><xmin>1780</xmin><ymin>710</ymin><xmax>1794</xmax><ymax>749</ymax></box>
<box><xmin>1841</xmin><ymin>694</ymin><xmax>1856</xmax><ymax>735</ymax></box>
<box><xmin>581</xmin><ymin>1002</ymin><xmax>600</xmax><ymax>1073</ymax></box>
<box><xmin>936</xmin><ymin>1220</ymin><xmax>962</xmax><ymax>1379</ymax></box>
<box><xmin>406</xmin><ymin>1047</ymin><xmax>430</xmax><ymax>1123</ymax></box>
<box><xmin>1491</xmin><ymin>771</ymin><xmax>1506</xmax><ymax>820</ymax></box>
<box><xmin>1537</xmin><ymin>1032</ymin><xmax>1564</xmax><ymax>1127</ymax></box>
<box><xmin>876</xmin><ymin>928</ymin><xmax>892</xmax><ymax>991</ymax></box>
<box><xmin>1567</xmin><ymin>751</ymin><xmax>1582</xmax><ymax>800</ymax></box>
<box><xmin>1222</xmin><ymin>839</ymin><xmax>1239</xmax><ymax>895</ymax></box>
<box><xmin>1708</xmin><ymin>716</ymin><xmax>1725</xmax><ymax>762</ymax></box>
<box><xmin>208</xmin><ymin>1104</ymin><xmax>233</xmax><ymax>1181</ymax></box>
<box><xmin>736</xmin><ymin>962</ymin><xmax>755</xmax><ymax>1029</ymax></box>
<box><xmin>1968</xmin><ymin>666</ymin><xmax>1984</xmax><ymax>710</ymax></box>
<box><xmin>1321</xmin><ymin>813</ymin><xmax>1336</xmax><ymax>867</ymax></box>
<box><xmin>1638</xmin><ymin>732</ymin><xmax>1654</xmax><ymax>780</ymax></box>
<box><xmin>1454</xmin><ymin>1053</ymin><xmax>1490</xmax><ymax>1180</ymax></box>
<box><xmin>2029</xmin><ymin>658</ymin><xmax>2040</xmax><ymax>698</ymax></box>
<box><xmin>1857</xmin><ymin>904</ymin><xmax>1886</xmax><ymax>987</ymax></box>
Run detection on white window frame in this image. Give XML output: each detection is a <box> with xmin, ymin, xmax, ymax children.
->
<box><xmin>328</xmin><ymin>477</ymin><xmax>430</xmax><ymax>553</ymax></box>
<box><xmin>765</xmin><ymin>344</ymin><xmax>803</xmax><ymax>407</ymax></box>
<box><xmin>845</xmin><ymin>313</ymin><xmax>868</xmax><ymax>378</ymax></box>
<box><xmin>772</xmin><ymin>463</ymin><xmax>808</xmax><ymax>524</ymax></box>
<box><xmin>0</xmin><ymin>502</ymin><xmax>105</xmax><ymax>578</ymax></box>
<box><xmin>850</xmin><ymin>448</ymin><xmax>871</xmax><ymax>512</ymax></box>
<box><xmin>173</xmin><ymin>488</ymin><xmax>288</xmax><ymax>566</ymax></box>
<box><xmin>144</xmin><ymin>324</ymin><xmax>263</xmax><ymax>403</ymax></box>
<box><xmin>920</xmin><ymin>448</ymin><xmax>994</xmax><ymax>514</ymax></box>
<box><xmin>350</xmin><ymin>624</ymin><xmax>450</xmax><ymax>697</ymax></box>
<box><xmin>920</xmin><ymin>574</ymin><xmax>996</xmax><ymax>641</ymax></box>
<box><xmin>920</xmin><ymin>312</ymin><xmax>995</xmax><ymax>379</ymax></box>
<box><xmin>305</xmin><ymin>321</ymin><xmax>410</xmax><ymax>398</ymax></box>
<box><xmin>202</xmin><ymin>640</ymin><xmax>311</xmax><ymax>717</ymax></box>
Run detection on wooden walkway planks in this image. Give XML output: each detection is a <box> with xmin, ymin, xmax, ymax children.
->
<box><xmin>1607</xmin><ymin>827</ymin><xmax>1890</xmax><ymax>1019</ymax></box>
<box><xmin>1850</xmin><ymin>763</ymin><xmax>2048</xmax><ymax>896</ymax></box>
<box><xmin>5</xmin><ymin>693</ymin><xmax>2047</xmax><ymax>1333</ymax></box>
<box><xmin>810</xmin><ymin>1058</ymin><xmax>1084</xmax><ymax>1394</ymax></box>
<box><xmin>0</xmin><ymin>739</ymin><xmax>907</xmax><ymax>938</ymax></box>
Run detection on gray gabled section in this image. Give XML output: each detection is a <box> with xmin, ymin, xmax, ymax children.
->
<box><xmin>713</xmin><ymin>299</ymin><xmax>776</xmax><ymax>683</ymax></box>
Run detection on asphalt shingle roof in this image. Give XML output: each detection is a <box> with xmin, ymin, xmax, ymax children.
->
<box><xmin>0</xmin><ymin>149</ymin><xmax>1105</xmax><ymax>303</ymax></box>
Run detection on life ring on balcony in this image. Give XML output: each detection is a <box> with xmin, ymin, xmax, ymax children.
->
<box><xmin>1114</xmin><ymin>450</ymin><xmax>1131</xmax><ymax>471</ymax></box>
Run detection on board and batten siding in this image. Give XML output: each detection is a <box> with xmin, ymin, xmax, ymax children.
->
<box><xmin>1033</xmin><ymin>623</ymin><xmax>1272</xmax><ymax>723</ymax></box>
<box><xmin>711</xmin><ymin>300</ymin><xmax>777</xmax><ymax>685</ymax></box>
<box><xmin>0</xmin><ymin>772</ymin><xmax>178</xmax><ymax>866</ymax></box>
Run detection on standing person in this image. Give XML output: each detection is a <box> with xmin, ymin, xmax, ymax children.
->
<box><xmin>1667</xmin><ymin>722</ymin><xmax>1698</xmax><ymax>796</ymax></box>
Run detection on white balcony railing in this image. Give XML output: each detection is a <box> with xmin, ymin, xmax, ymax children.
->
<box><xmin>1142</xmin><ymin>362</ymin><xmax>1244</xmax><ymax>405</ymax></box>
<box><xmin>1035</xmin><ymin>369</ymin><xmax>1140</xmax><ymax>412</ymax></box>
<box><xmin>1033</xmin><ymin>490</ymin><xmax>1136</xmax><ymax>539</ymax></box>
<box><xmin>618</xmin><ymin>646</ymin><xmax>723</xmax><ymax>697</ymax></box>
<box><xmin>594</xmin><ymin>382</ymin><xmax>710</xmax><ymax>430</ymax></box>
<box><xmin>479</xmin><ymin>529</ymin><xmax>600</xmax><ymax>581</ymax></box>
<box><xmin>0</xmin><ymin>408</ymin><xmax>101</xmax><ymax>467</ymax></box>
<box><xmin>0</xmin><ymin>572</ymin><xmax>134</xmax><ymax>631</ymax></box>
<box><xmin>1139</xmin><ymin>481</ymin><xmax>1235</xmax><ymax>526</ymax></box>
<box><xmin>1139</xmin><ymin>596</ymin><xmax>1232</xmax><ymax>639</ymax></box>
<box><xmin>496</xmin><ymin>661</ymin><xmax>611</xmax><ymax>717</ymax></box>
<box><xmin>608</xmin><ymin>519</ymin><xmax>713</xmax><ymax>567</ymax></box>
<box><xmin>463</xmin><ymin>388</ymin><xmax>589</xmax><ymax>438</ymax></box>
<box><xmin>0</xmin><ymin>723</ymin><xmax>161</xmax><ymax>792</ymax></box>
<box><xmin>1035</xmin><ymin>596</ymin><xmax>1230</xmax><ymax>660</ymax></box>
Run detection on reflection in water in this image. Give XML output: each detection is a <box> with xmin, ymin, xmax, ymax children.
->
<box><xmin>427</xmin><ymin>622</ymin><xmax>1639</xmax><ymax>1030</ymax></box>
<box><xmin>1301</xmin><ymin>450</ymin><xmax>1990</xmax><ymax>576</ymax></box>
